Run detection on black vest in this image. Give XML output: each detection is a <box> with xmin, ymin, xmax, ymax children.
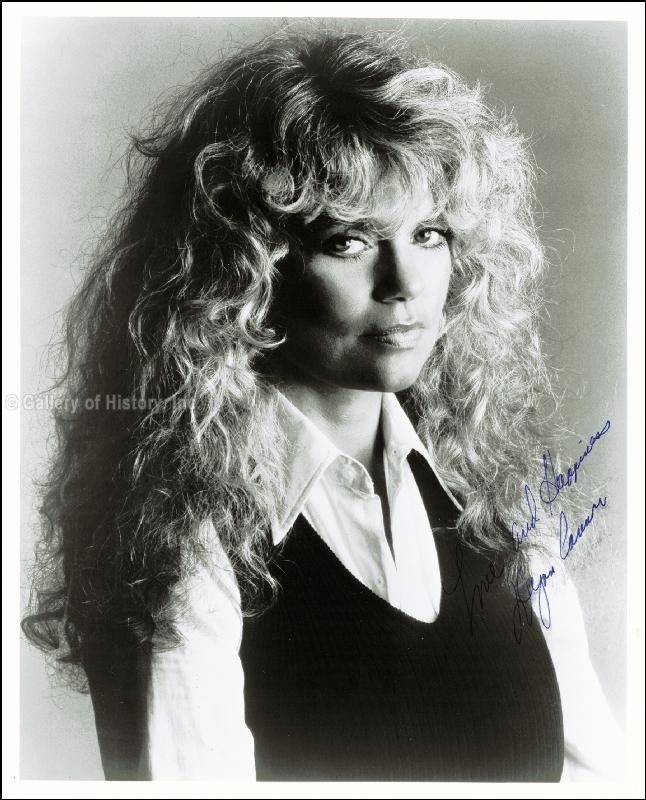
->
<box><xmin>240</xmin><ymin>452</ymin><xmax>564</xmax><ymax>781</ymax></box>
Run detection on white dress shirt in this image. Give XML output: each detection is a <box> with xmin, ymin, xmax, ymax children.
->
<box><xmin>141</xmin><ymin>390</ymin><xmax>623</xmax><ymax>781</ymax></box>
<box><xmin>273</xmin><ymin>391</ymin><xmax>445</xmax><ymax>623</ymax></box>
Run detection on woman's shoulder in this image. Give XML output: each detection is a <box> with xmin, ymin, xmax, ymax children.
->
<box><xmin>162</xmin><ymin>518</ymin><xmax>243</xmax><ymax>648</ymax></box>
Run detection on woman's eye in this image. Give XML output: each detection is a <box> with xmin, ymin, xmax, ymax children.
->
<box><xmin>323</xmin><ymin>236</ymin><xmax>368</xmax><ymax>257</ymax></box>
<box><xmin>414</xmin><ymin>228</ymin><xmax>448</xmax><ymax>248</ymax></box>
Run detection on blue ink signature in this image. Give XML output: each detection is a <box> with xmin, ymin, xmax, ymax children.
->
<box><xmin>540</xmin><ymin>420</ymin><xmax>611</xmax><ymax>511</ymax></box>
<box><xmin>512</xmin><ymin>565</ymin><xmax>556</xmax><ymax>644</ymax></box>
<box><xmin>512</xmin><ymin>484</ymin><xmax>539</xmax><ymax>549</ymax></box>
<box><xmin>445</xmin><ymin>542</ymin><xmax>505</xmax><ymax>635</ymax></box>
<box><xmin>455</xmin><ymin>421</ymin><xmax>612</xmax><ymax>640</ymax></box>
<box><xmin>447</xmin><ymin>541</ymin><xmax>557</xmax><ymax>644</ymax></box>
<box><xmin>559</xmin><ymin>496</ymin><xmax>608</xmax><ymax>560</ymax></box>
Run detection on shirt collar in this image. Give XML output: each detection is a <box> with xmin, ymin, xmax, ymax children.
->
<box><xmin>272</xmin><ymin>389</ymin><xmax>462</xmax><ymax>545</ymax></box>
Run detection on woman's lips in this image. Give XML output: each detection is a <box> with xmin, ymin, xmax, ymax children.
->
<box><xmin>362</xmin><ymin>323</ymin><xmax>425</xmax><ymax>349</ymax></box>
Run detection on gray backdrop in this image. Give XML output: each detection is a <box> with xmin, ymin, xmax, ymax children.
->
<box><xmin>20</xmin><ymin>17</ymin><xmax>627</xmax><ymax>779</ymax></box>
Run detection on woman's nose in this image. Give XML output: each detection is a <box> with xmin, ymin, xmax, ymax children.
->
<box><xmin>372</xmin><ymin>241</ymin><xmax>423</xmax><ymax>303</ymax></box>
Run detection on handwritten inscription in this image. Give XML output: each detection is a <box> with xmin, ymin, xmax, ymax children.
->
<box><xmin>512</xmin><ymin>565</ymin><xmax>556</xmax><ymax>644</ymax></box>
<box><xmin>539</xmin><ymin>420</ymin><xmax>611</xmax><ymax>512</ymax></box>
<box><xmin>459</xmin><ymin>421</ymin><xmax>612</xmax><ymax>640</ymax></box>
<box><xmin>512</xmin><ymin>484</ymin><xmax>540</xmax><ymax>550</ymax></box>
<box><xmin>444</xmin><ymin>542</ymin><xmax>505</xmax><ymax>634</ymax></box>
<box><xmin>510</xmin><ymin>419</ymin><xmax>611</xmax><ymax>549</ymax></box>
<box><xmin>559</xmin><ymin>496</ymin><xmax>608</xmax><ymax>560</ymax></box>
<box><xmin>448</xmin><ymin>542</ymin><xmax>557</xmax><ymax>644</ymax></box>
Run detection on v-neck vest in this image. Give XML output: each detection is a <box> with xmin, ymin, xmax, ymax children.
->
<box><xmin>239</xmin><ymin>452</ymin><xmax>564</xmax><ymax>781</ymax></box>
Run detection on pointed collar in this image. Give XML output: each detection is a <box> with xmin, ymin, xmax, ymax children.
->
<box><xmin>272</xmin><ymin>389</ymin><xmax>462</xmax><ymax>545</ymax></box>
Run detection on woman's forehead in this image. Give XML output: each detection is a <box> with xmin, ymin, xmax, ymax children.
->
<box><xmin>307</xmin><ymin>187</ymin><xmax>439</xmax><ymax>234</ymax></box>
<box><xmin>370</xmin><ymin>186</ymin><xmax>437</xmax><ymax>227</ymax></box>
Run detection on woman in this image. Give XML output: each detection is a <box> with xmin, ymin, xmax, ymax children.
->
<box><xmin>22</xmin><ymin>28</ymin><xmax>621</xmax><ymax>781</ymax></box>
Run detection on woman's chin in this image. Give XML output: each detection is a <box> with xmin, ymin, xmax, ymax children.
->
<box><xmin>373</xmin><ymin>372</ymin><xmax>423</xmax><ymax>394</ymax></box>
<box><xmin>369</xmin><ymin>351</ymin><xmax>432</xmax><ymax>392</ymax></box>
<box><xmin>352</xmin><ymin>360</ymin><xmax>427</xmax><ymax>394</ymax></box>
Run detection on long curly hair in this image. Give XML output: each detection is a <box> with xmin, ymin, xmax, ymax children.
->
<box><xmin>22</xmin><ymin>28</ymin><xmax>564</xmax><ymax>679</ymax></box>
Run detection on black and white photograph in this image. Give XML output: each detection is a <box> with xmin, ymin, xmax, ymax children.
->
<box><xmin>5</xmin><ymin>4</ymin><xmax>644</xmax><ymax>794</ymax></box>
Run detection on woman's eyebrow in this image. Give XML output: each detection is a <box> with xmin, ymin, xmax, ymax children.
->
<box><xmin>305</xmin><ymin>215</ymin><xmax>372</xmax><ymax>234</ymax></box>
<box><xmin>302</xmin><ymin>207</ymin><xmax>445</xmax><ymax>238</ymax></box>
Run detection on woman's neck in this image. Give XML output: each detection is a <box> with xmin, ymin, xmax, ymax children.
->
<box><xmin>278</xmin><ymin>380</ymin><xmax>384</xmax><ymax>475</ymax></box>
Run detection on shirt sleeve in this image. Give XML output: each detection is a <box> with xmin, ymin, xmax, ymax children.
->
<box><xmin>143</xmin><ymin>520</ymin><xmax>256</xmax><ymax>780</ymax></box>
<box><xmin>527</xmin><ymin>547</ymin><xmax>625</xmax><ymax>782</ymax></box>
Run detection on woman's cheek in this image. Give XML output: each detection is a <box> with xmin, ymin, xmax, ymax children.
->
<box><xmin>300</xmin><ymin>271</ymin><xmax>368</xmax><ymax>333</ymax></box>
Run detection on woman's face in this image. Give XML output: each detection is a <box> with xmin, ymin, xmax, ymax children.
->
<box><xmin>272</xmin><ymin>186</ymin><xmax>452</xmax><ymax>394</ymax></box>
